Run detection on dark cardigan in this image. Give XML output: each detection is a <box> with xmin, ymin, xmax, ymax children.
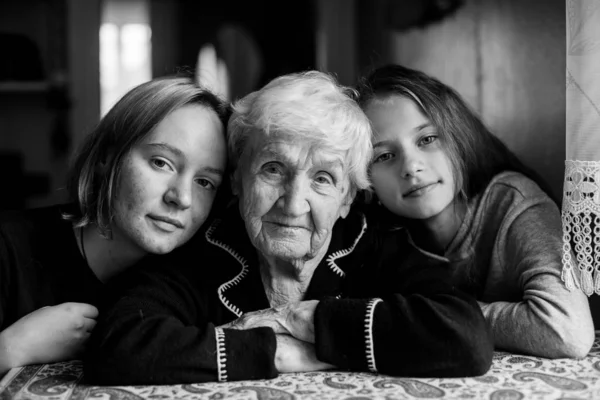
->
<box><xmin>84</xmin><ymin>205</ymin><xmax>493</xmax><ymax>384</ymax></box>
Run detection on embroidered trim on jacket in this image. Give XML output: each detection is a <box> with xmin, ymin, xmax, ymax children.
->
<box><xmin>365</xmin><ymin>298</ymin><xmax>382</xmax><ymax>373</ymax></box>
<box><xmin>326</xmin><ymin>214</ymin><xmax>367</xmax><ymax>277</ymax></box>
<box><xmin>206</xmin><ymin>219</ymin><xmax>249</xmax><ymax>317</ymax></box>
<box><xmin>215</xmin><ymin>327</ymin><xmax>228</xmax><ymax>382</ymax></box>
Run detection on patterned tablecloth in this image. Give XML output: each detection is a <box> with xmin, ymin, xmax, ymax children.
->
<box><xmin>1</xmin><ymin>331</ymin><xmax>599</xmax><ymax>400</ymax></box>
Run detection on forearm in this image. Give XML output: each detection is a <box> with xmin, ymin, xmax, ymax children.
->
<box><xmin>492</xmin><ymin>194</ymin><xmax>595</xmax><ymax>358</ymax></box>
<box><xmin>86</xmin><ymin>305</ymin><xmax>278</xmax><ymax>384</ymax></box>
<box><xmin>481</xmin><ymin>290</ymin><xmax>594</xmax><ymax>358</ymax></box>
<box><xmin>0</xmin><ymin>330</ymin><xmax>16</xmax><ymax>375</ymax></box>
<box><xmin>315</xmin><ymin>294</ymin><xmax>493</xmax><ymax>377</ymax></box>
<box><xmin>0</xmin><ymin>325</ymin><xmax>31</xmax><ymax>374</ymax></box>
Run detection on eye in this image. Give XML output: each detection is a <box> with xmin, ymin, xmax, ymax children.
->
<box><xmin>315</xmin><ymin>172</ymin><xmax>334</xmax><ymax>185</ymax></box>
<box><xmin>373</xmin><ymin>152</ymin><xmax>394</xmax><ymax>164</ymax></box>
<box><xmin>419</xmin><ymin>135</ymin><xmax>438</xmax><ymax>146</ymax></box>
<box><xmin>262</xmin><ymin>162</ymin><xmax>283</xmax><ymax>175</ymax></box>
<box><xmin>151</xmin><ymin>158</ymin><xmax>174</xmax><ymax>171</ymax></box>
<box><xmin>196</xmin><ymin>178</ymin><xmax>216</xmax><ymax>190</ymax></box>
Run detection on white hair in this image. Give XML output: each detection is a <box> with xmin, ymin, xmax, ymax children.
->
<box><xmin>228</xmin><ymin>70</ymin><xmax>373</xmax><ymax>195</ymax></box>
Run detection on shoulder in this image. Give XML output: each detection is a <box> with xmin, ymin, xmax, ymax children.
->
<box><xmin>466</xmin><ymin>172</ymin><xmax>560</xmax><ymax>244</ymax></box>
<box><xmin>475</xmin><ymin>172</ymin><xmax>557</xmax><ymax>216</ymax></box>
<box><xmin>483</xmin><ymin>171</ymin><xmax>551</xmax><ymax>202</ymax></box>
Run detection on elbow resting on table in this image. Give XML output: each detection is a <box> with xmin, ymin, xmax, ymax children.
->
<box><xmin>450</xmin><ymin>311</ymin><xmax>494</xmax><ymax>377</ymax></box>
<box><xmin>451</xmin><ymin>327</ymin><xmax>494</xmax><ymax>377</ymax></box>
<box><xmin>551</xmin><ymin>324</ymin><xmax>595</xmax><ymax>359</ymax></box>
<box><xmin>465</xmin><ymin>340</ymin><xmax>494</xmax><ymax>376</ymax></box>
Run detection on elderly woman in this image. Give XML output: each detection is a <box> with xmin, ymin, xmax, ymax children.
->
<box><xmin>85</xmin><ymin>71</ymin><xmax>493</xmax><ymax>385</ymax></box>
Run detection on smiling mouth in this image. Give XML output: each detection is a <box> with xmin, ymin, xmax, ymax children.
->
<box><xmin>268</xmin><ymin>222</ymin><xmax>310</xmax><ymax>231</ymax></box>
<box><xmin>403</xmin><ymin>182</ymin><xmax>438</xmax><ymax>197</ymax></box>
<box><xmin>148</xmin><ymin>215</ymin><xmax>184</xmax><ymax>229</ymax></box>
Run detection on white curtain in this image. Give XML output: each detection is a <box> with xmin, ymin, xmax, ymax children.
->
<box><xmin>563</xmin><ymin>0</ymin><xmax>600</xmax><ymax>296</ymax></box>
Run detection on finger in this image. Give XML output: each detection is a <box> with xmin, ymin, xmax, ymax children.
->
<box><xmin>77</xmin><ymin>303</ymin><xmax>100</xmax><ymax>318</ymax></box>
<box><xmin>84</xmin><ymin>318</ymin><xmax>97</xmax><ymax>333</ymax></box>
<box><xmin>60</xmin><ymin>302</ymin><xmax>99</xmax><ymax>318</ymax></box>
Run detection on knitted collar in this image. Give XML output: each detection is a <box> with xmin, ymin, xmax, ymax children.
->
<box><xmin>204</xmin><ymin>206</ymin><xmax>368</xmax><ymax>317</ymax></box>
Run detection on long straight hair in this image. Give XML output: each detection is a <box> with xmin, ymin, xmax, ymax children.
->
<box><xmin>356</xmin><ymin>64</ymin><xmax>557</xmax><ymax>293</ymax></box>
<box><xmin>357</xmin><ymin>64</ymin><xmax>558</xmax><ymax>205</ymax></box>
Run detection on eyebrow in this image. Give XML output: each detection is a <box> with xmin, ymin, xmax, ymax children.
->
<box><xmin>373</xmin><ymin>122</ymin><xmax>433</xmax><ymax>149</ymax></box>
<box><xmin>147</xmin><ymin>142</ymin><xmax>225</xmax><ymax>176</ymax></box>
<box><xmin>147</xmin><ymin>142</ymin><xmax>184</xmax><ymax>158</ymax></box>
<box><xmin>259</xmin><ymin>148</ymin><xmax>344</xmax><ymax>169</ymax></box>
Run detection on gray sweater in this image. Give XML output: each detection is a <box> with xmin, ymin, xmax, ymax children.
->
<box><xmin>407</xmin><ymin>171</ymin><xmax>595</xmax><ymax>358</ymax></box>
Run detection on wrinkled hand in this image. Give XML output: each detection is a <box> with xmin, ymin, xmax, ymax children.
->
<box><xmin>275</xmin><ymin>334</ymin><xmax>334</xmax><ymax>373</ymax></box>
<box><xmin>0</xmin><ymin>302</ymin><xmax>98</xmax><ymax>373</ymax></box>
<box><xmin>219</xmin><ymin>300</ymin><xmax>319</xmax><ymax>343</ymax></box>
<box><xmin>219</xmin><ymin>307</ymin><xmax>288</xmax><ymax>334</ymax></box>
<box><xmin>282</xmin><ymin>300</ymin><xmax>318</xmax><ymax>343</ymax></box>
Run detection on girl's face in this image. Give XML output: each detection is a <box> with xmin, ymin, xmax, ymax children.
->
<box><xmin>365</xmin><ymin>95</ymin><xmax>458</xmax><ymax>221</ymax></box>
<box><xmin>112</xmin><ymin>104</ymin><xmax>227</xmax><ymax>255</ymax></box>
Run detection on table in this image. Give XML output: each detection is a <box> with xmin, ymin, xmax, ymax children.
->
<box><xmin>1</xmin><ymin>331</ymin><xmax>599</xmax><ymax>400</ymax></box>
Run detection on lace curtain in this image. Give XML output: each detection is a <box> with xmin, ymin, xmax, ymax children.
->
<box><xmin>562</xmin><ymin>0</ymin><xmax>600</xmax><ymax>296</ymax></box>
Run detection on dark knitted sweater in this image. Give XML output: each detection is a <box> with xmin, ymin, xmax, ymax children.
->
<box><xmin>85</xmin><ymin>205</ymin><xmax>493</xmax><ymax>384</ymax></box>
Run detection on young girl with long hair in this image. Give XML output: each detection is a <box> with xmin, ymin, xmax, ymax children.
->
<box><xmin>0</xmin><ymin>75</ymin><xmax>230</xmax><ymax>375</ymax></box>
<box><xmin>357</xmin><ymin>64</ymin><xmax>594</xmax><ymax>358</ymax></box>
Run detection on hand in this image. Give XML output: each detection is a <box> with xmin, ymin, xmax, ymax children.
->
<box><xmin>0</xmin><ymin>302</ymin><xmax>98</xmax><ymax>373</ymax></box>
<box><xmin>275</xmin><ymin>334</ymin><xmax>335</xmax><ymax>373</ymax></box>
<box><xmin>219</xmin><ymin>307</ymin><xmax>288</xmax><ymax>334</ymax></box>
<box><xmin>219</xmin><ymin>300</ymin><xmax>319</xmax><ymax>343</ymax></box>
<box><xmin>283</xmin><ymin>300</ymin><xmax>318</xmax><ymax>343</ymax></box>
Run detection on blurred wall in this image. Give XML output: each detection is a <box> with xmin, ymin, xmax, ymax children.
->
<box><xmin>0</xmin><ymin>0</ymin><xmax>71</xmax><ymax>208</ymax></box>
<box><xmin>360</xmin><ymin>0</ymin><xmax>565</xmax><ymax>203</ymax></box>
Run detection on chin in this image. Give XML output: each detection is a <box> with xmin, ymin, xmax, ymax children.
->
<box><xmin>262</xmin><ymin>243</ymin><xmax>309</xmax><ymax>261</ymax></box>
<box><xmin>144</xmin><ymin>241</ymin><xmax>177</xmax><ymax>255</ymax></box>
<box><xmin>417</xmin><ymin>208</ymin><xmax>446</xmax><ymax>220</ymax></box>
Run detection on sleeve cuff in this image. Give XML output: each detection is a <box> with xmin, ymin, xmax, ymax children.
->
<box><xmin>215</xmin><ymin>327</ymin><xmax>278</xmax><ymax>382</ymax></box>
<box><xmin>314</xmin><ymin>297</ymin><xmax>382</xmax><ymax>371</ymax></box>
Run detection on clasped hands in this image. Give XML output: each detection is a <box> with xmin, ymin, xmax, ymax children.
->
<box><xmin>220</xmin><ymin>300</ymin><xmax>318</xmax><ymax>343</ymax></box>
<box><xmin>219</xmin><ymin>300</ymin><xmax>334</xmax><ymax>372</ymax></box>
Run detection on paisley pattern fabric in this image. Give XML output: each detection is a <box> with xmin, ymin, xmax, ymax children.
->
<box><xmin>1</xmin><ymin>331</ymin><xmax>599</xmax><ymax>400</ymax></box>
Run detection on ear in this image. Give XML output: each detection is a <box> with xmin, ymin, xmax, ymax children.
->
<box><xmin>339</xmin><ymin>189</ymin><xmax>356</xmax><ymax>219</ymax></box>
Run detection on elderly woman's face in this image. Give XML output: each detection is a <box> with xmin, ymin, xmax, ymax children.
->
<box><xmin>235</xmin><ymin>133</ymin><xmax>352</xmax><ymax>261</ymax></box>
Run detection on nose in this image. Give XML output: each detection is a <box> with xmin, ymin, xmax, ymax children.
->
<box><xmin>163</xmin><ymin>177</ymin><xmax>192</xmax><ymax>210</ymax></box>
<box><xmin>399</xmin><ymin>152</ymin><xmax>424</xmax><ymax>178</ymax></box>
<box><xmin>278</xmin><ymin>176</ymin><xmax>310</xmax><ymax>217</ymax></box>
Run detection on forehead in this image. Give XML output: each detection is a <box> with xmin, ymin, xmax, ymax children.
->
<box><xmin>146</xmin><ymin>104</ymin><xmax>222</xmax><ymax>141</ymax></box>
<box><xmin>247</xmin><ymin>131</ymin><xmax>345</xmax><ymax>165</ymax></box>
<box><xmin>366</xmin><ymin>96</ymin><xmax>429</xmax><ymax>139</ymax></box>
<box><xmin>139</xmin><ymin>104</ymin><xmax>226</xmax><ymax>164</ymax></box>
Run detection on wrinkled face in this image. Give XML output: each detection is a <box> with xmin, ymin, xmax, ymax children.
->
<box><xmin>235</xmin><ymin>132</ymin><xmax>352</xmax><ymax>262</ymax></box>
<box><xmin>365</xmin><ymin>95</ymin><xmax>457</xmax><ymax>221</ymax></box>
<box><xmin>112</xmin><ymin>104</ymin><xmax>226</xmax><ymax>255</ymax></box>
